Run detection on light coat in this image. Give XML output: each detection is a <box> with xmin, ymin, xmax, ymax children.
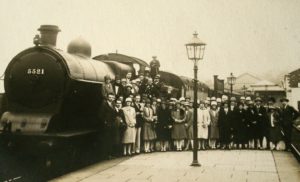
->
<box><xmin>197</xmin><ymin>108</ymin><xmax>211</xmax><ymax>139</ymax></box>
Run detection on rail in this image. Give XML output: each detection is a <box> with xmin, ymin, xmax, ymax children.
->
<box><xmin>291</xmin><ymin>124</ymin><xmax>300</xmax><ymax>162</ymax></box>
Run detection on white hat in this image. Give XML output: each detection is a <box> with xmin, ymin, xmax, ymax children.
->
<box><xmin>206</xmin><ymin>97</ymin><xmax>211</xmax><ymax>101</ymax></box>
<box><xmin>222</xmin><ymin>95</ymin><xmax>228</xmax><ymax>100</ymax></box>
<box><xmin>230</xmin><ymin>97</ymin><xmax>237</xmax><ymax>102</ymax></box>
<box><xmin>179</xmin><ymin>97</ymin><xmax>185</xmax><ymax>101</ymax></box>
<box><xmin>211</xmin><ymin>97</ymin><xmax>216</xmax><ymax>101</ymax></box>
<box><xmin>170</xmin><ymin>98</ymin><xmax>177</xmax><ymax>101</ymax></box>
<box><xmin>125</xmin><ymin>98</ymin><xmax>132</xmax><ymax>102</ymax></box>
<box><xmin>211</xmin><ymin>101</ymin><xmax>217</xmax><ymax>106</ymax></box>
<box><xmin>216</xmin><ymin>98</ymin><xmax>222</xmax><ymax>103</ymax></box>
<box><xmin>246</xmin><ymin>96</ymin><xmax>251</xmax><ymax>101</ymax></box>
<box><xmin>145</xmin><ymin>67</ymin><xmax>150</xmax><ymax>71</ymax></box>
<box><xmin>240</xmin><ymin>96</ymin><xmax>245</xmax><ymax>100</ymax></box>
<box><xmin>205</xmin><ymin>100</ymin><xmax>210</xmax><ymax>104</ymax></box>
<box><xmin>184</xmin><ymin>102</ymin><xmax>190</xmax><ymax>106</ymax></box>
<box><xmin>157</xmin><ymin>98</ymin><xmax>161</xmax><ymax>102</ymax></box>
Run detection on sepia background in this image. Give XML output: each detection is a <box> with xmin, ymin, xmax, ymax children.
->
<box><xmin>0</xmin><ymin>0</ymin><xmax>300</xmax><ymax>92</ymax></box>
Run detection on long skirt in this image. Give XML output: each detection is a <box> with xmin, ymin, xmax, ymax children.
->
<box><xmin>122</xmin><ymin>127</ymin><xmax>136</xmax><ymax>144</ymax></box>
<box><xmin>143</xmin><ymin>122</ymin><xmax>157</xmax><ymax>141</ymax></box>
<box><xmin>157</xmin><ymin>125</ymin><xmax>171</xmax><ymax>141</ymax></box>
<box><xmin>219</xmin><ymin>127</ymin><xmax>231</xmax><ymax>144</ymax></box>
<box><xmin>235</xmin><ymin>126</ymin><xmax>247</xmax><ymax>144</ymax></box>
<box><xmin>209</xmin><ymin>125</ymin><xmax>219</xmax><ymax>139</ymax></box>
<box><xmin>248</xmin><ymin>125</ymin><xmax>260</xmax><ymax>140</ymax></box>
<box><xmin>186</xmin><ymin>126</ymin><xmax>193</xmax><ymax>140</ymax></box>
<box><xmin>269</xmin><ymin>126</ymin><xmax>282</xmax><ymax>143</ymax></box>
<box><xmin>172</xmin><ymin>123</ymin><xmax>187</xmax><ymax>140</ymax></box>
<box><xmin>198</xmin><ymin>125</ymin><xmax>209</xmax><ymax>139</ymax></box>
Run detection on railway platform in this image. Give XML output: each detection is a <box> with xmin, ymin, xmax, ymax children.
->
<box><xmin>51</xmin><ymin>150</ymin><xmax>300</xmax><ymax>182</ymax></box>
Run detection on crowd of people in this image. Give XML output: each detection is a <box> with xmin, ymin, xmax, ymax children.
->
<box><xmin>100</xmin><ymin>71</ymin><xmax>299</xmax><ymax>158</ymax></box>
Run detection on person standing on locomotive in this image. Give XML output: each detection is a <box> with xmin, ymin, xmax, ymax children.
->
<box><xmin>112</xmin><ymin>75</ymin><xmax>122</xmax><ymax>97</ymax></box>
<box><xmin>123</xmin><ymin>83</ymin><xmax>134</xmax><ymax>99</ymax></box>
<box><xmin>152</xmin><ymin>75</ymin><xmax>162</xmax><ymax>98</ymax></box>
<box><xmin>279</xmin><ymin>98</ymin><xmax>299</xmax><ymax>151</ymax></box>
<box><xmin>102</xmin><ymin>75</ymin><xmax>114</xmax><ymax>99</ymax></box>
<box><xmin>122</xmin><ymin>98</ymin><xmax>137</xmax><ymax>156</ymax></box>
<box><xmin>125</xmin><ymin>71</ymin><xmax>133</xmax><ymax>84</ymax></box>
<box><xmin>133</xmin><ymin>95</ymin><xmax>143</xmax><ymax>154</ymax></box>
<box><xmin>144</xmin><ymin>78</ymin><xmax>154</xmax><ymax>98</ymax></box>
<box><xmin>150</xmin><ymin>56</ymin><xmax>160</xmax><ymax>79</ymax></box>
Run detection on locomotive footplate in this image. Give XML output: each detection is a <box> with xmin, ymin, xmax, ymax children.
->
<box><xmin>0</xmin><ymin>129</ymin><xmax>100</xmax><ymax>156</ymax></box>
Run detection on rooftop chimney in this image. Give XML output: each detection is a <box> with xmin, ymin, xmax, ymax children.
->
<box><xmin>38</xmin><ymin>25</ymin><xmax>60</xmax><ymax>47</ymax></box>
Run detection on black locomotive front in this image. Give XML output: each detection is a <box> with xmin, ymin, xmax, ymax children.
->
<box><xmin>5</xmin><ymin>47</ymin><xmax>66</xmax><ymax>112</ymax></box>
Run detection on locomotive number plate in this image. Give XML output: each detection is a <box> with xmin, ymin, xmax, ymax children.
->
<box><xmin>27</xmin><ymin>68</ymin><xmax>45</xmax><ymax>75</ymax></box>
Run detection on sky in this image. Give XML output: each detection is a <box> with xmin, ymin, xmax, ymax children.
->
<box><xmin>0</xmin><ymin>0</ymin><xmax>300</xmax><ymax>92</ymax></box>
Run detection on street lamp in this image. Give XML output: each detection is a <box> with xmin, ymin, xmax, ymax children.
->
<box><xmin>227</xmin><ymin>72</ymin><xmax>236</xmax><ymax>98</ymax></box>
<box><xmin>185</xmin><ymin>32</ymin><xmax>206</xmax><ymax>167</ymax></box>
<box><xmin>242</xmin><ymin>85</ymin><xmax>247</xmax><ymax>97</ymax></box>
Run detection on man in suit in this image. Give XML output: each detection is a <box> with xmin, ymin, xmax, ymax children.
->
<box><xmin>101</xmin><ymin>93</ymin><xmax>117</xmax><ymax>158</ymax></box>
<box><xmin>112</xmin><ymin>75</ymin><xmax>122</xmax><ymax>97</ymax></box>
<box><xmin>228</xmin><ymin>97</ymin><xmax>238</xmax><ymax>149</ymax></box>
<box><xmin>280</xmin><ymin>98</ymin><xmax>298</xmax><ymax>151</ymax></box>
<box><xmin>218</xmin><ymin>102</ymin><xmax>231</xmax><ymax>149</ymax></box>
<box><xmin>254</xmin><ymin>97</ymin><xmax>268</xmax><ymax>149</ymax></box>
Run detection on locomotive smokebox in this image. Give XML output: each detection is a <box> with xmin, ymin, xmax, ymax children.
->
<box><xmin>38</xmin><ymin>25</ymin><xmax>60</xmax><ymax>47</ymax></box>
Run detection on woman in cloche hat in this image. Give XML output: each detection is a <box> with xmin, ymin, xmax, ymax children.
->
<box><xmin>122</xmin><ymin>98</ymin><xmax>136</xmax><ymax>155</ymax></box>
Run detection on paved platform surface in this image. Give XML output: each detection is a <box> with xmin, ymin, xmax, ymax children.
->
<box><xmin>51</xmin><ymin>150</ymin><xmax>300</xmax><ymax>182</ymax></box>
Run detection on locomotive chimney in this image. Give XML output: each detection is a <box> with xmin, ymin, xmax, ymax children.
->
<box><xmin>38</xmin><ymin>25</ymin><xmax>60</xmax><ymax>47</ymax></box>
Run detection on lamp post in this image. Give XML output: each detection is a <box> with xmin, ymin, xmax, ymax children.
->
<box><xmin>242</xmin><ymin>85</ymin><xmax>247</xmax><ymax>97</ymax></box>
<box><xmin>185</xmin><ymin>32</ymin><xmax>206</xmax><ymax>167</ymax></box>
<box><xmin>227</xmin><ymin>72</ymin><xmax>236</xmax><ymax>98</ymax></box>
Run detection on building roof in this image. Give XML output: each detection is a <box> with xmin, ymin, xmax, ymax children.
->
<box><xmin>236</xmin><ymin>72</ymin><xmax>261</xmax><ymax>81</ymax></box>
<box><xmin>249</xmin><ymin>79</ymin><xmax>284</xmax><ymax>91</ymax></box>
<box><xmin>251</xmin><ymin>80</ymin><xmax>276</xmax><ymax>86</ymax></box>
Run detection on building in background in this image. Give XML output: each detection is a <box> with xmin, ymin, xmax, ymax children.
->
<box><xmin>285</xmin><ymin>68</ymin><xmax>300</xmax><ymax>111</ymax></box>
<box><xmin>232</xmin><ymin>72</ymin><xmax>261</xmax><ymax>93</ymax></box>
<box><xmin>248</xmin><ymin>80</ymin><xmax>285</xmax><ymax>103</ymax></box>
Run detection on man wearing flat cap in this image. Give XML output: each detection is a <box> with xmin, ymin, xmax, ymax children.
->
<box><xmin>280</xmin><ymin>98</ymin><xmax>299</xmax><ymax>151</ymax></box>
